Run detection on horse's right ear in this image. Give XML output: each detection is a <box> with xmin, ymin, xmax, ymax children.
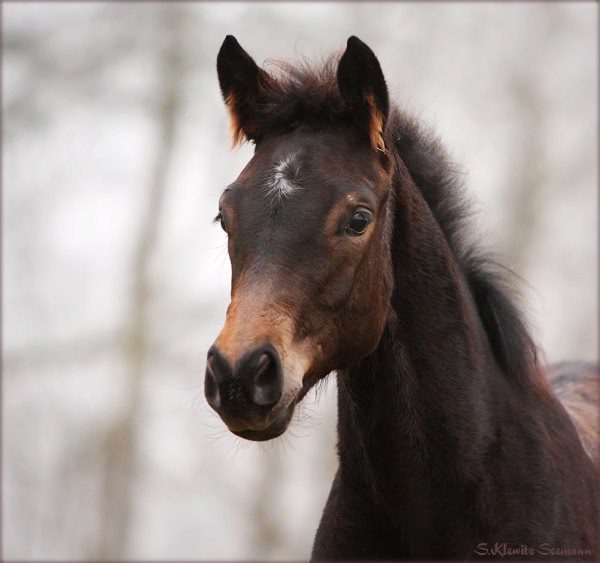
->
<box><xmin>217</xmin><ymin>36</ymin><xmax>270</xmax><ymax>147</ymax></box>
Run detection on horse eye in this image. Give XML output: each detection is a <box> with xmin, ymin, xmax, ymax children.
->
<box><xmin>215</xmin><ymin>213</ymin><xmax>228</xmax><ymax>233</ymax></box>
<box><xmin>346</xmin><ymin>212</ymin><xmax>371</xmax><ymax>235</ymax></box>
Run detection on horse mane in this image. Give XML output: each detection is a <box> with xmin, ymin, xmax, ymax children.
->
<box><xmin>253</xmin><ymin>55</ymin><xmax>542</xmax><ymax>389</ymax></box>
<box><xmin>390</xmin><ymin>114</ymin><xmax>541</xmax><ymax>389</ymax></box>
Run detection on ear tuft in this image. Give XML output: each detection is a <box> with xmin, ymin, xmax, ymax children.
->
<box><xmin>337</xmin><ymin>37</ymin><xmax>389</xmax><ymax>153</ymax></box>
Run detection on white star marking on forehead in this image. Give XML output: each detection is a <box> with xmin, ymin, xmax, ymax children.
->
<box><xmin>266</xmin><ymin>152</ymin><xmax>301</xmax><ymax>200</ymax></box>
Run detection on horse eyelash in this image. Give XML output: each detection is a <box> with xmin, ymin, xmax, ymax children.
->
<box><xmin>213</xmin><ymin>213</ymin><xmax>223</xmax><ymax>225</ymax></box>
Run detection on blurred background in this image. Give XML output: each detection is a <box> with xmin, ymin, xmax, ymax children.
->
<box><xmin>3</xmin><ymin>2</ymin><xmax>596</xmax><ymax>560</ymax></box>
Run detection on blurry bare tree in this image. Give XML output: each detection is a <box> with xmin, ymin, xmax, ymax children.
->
<box><xmin>94</xmin><ymin>5</ymin><xmax>187</xmax><ymax>559</ymax></box>
<box><xmin>3</xmin><ymin>4</ymin><xmax>192</xmax><ymax>558</ymax></box>
<box><xmin>500</xmin><ymin>22</ymin><xmax>551</xmax><ymax>275</ymax></box>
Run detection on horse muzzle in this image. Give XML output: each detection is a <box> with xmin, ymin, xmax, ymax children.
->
<box><xmin>204</xmin><ymin>341</ymin><xmax>300</xmax><ymax>440</ymax></box>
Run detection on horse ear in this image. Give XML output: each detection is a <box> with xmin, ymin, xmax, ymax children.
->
<box><xmin>337</xmin><ymin>36</ymin><xmax>389</xmax><ymax>153</ymax></box>
<box><xmin>217</xmin><ymin>35</ymin><xmax>271</xmax><ymax>147</ymax></box>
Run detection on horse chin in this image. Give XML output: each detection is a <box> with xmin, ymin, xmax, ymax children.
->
<box><xmin>230</xmin><ymin>401</ymin><xmax>296</xmax><ymax>442</ymax></box>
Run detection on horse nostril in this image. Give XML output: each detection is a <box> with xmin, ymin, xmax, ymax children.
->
<box><xmin>204</xmin><ymin>367</ymin><xmax>220</xmax><ymax>409</ymax></box>
<box><xmin>206</xmin><ymin>346</ymin><xmax>231</xmax><ymax>383</ymax></box>
<box><xmin>252</xmin><ymin>352</ymin><xmax>282</xmax><ymax>407</ymax></box>
<box><xmin>205</xmin><ymin>345</ymin><xmax>230</xmax><ymax>410</ymax></box>
<box><xmin>238</xmin><ymin>346</ymin><xmax>283</xmax><ymax>408</ymax></box>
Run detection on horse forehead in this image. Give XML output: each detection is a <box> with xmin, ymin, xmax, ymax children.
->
<box><xmin>262</xmin><ymin>148</ymin><xmax>366</xmax><ymax>209</ymax></box>
<box><xmin>262</xmin><ymin>141</ymin><xmax>375</xmax><ymax>191</ymax></box>
<box><xmin>258</xmin><ymin>126</ymin><xmax>371</xmax><ymax>171</ymax></box>
<box><xmin>228</xmin><ymin>129</ymin><xmax>384</xmax><ymax>211</ymax></box>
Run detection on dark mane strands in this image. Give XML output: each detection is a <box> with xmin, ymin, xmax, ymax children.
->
<box><xmin>390</xmin><ymin>114</ymin><xmax>542</xmax><ymax>391</ymax></box>
<box><xmin>244</xmin><ymin>54</ymin><xmax>347</xmax><ymax>144</ymax></box>
<box><xmin>250</xmin><ymin>56</ymin><xmax>541</xmax><ymax>389</ymax></box>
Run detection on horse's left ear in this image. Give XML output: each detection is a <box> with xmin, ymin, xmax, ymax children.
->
<box><xmin>337</xmin><ymin>37</ymin><xmax>389</xmax><ymax>153</ymax></box>
<box><xmin>217</xmin><ymin>35</ymin><xmax>271</xmax><ymax>147</ymax></box>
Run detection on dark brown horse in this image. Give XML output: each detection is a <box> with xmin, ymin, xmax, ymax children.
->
<box><xmin>205</xmin><ymin>36</ymin><xmax>598</xmax><ymax>560</ymax></box>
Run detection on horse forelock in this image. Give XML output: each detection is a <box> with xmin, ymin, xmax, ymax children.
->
<box><xmin>252</xmin><ymin>56</ymin><xmax>351</xmax><ymax>137</ymax></box>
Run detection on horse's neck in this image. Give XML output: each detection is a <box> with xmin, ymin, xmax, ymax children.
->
<box><xmin>336</xmin><ymin>184</ymin><xmax>499</xmax><ymax>529</ymax></box>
